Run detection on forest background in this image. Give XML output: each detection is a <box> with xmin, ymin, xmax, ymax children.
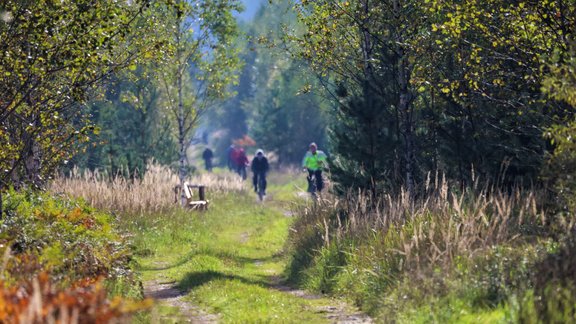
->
<box><xmin>2</xmin><ymin>0</ymin><xmax>576</xmax><ymax>322</ymax></box>
<box><xmin>63</xmin><ymin>0</ymin><xmax>576</xmax><ymax>201</ymax></box>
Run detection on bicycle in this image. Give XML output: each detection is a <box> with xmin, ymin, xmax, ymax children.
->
<box><xmin>254</xmin><ymin>172</ymin><xmax>267</xmax><ymax>201</ymax></box>
<box><xmin>306</xmin><ymin>174</ymin><xmax>317</xmax><ymax>199</ymax></box>
<box><xmin>304</xmin><ymin>168</ymin><xmax>323</xmax><ymax>200</ymax></box>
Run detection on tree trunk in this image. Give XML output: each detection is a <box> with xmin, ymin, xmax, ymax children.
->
<box><xmin>401</xmin><ymin>100</ymin><xmax>415</xmax><ymax>197</ymax></box>
<box><xmin>178</xmin><ymin>65</ymin><xmax>187</xmax><ymax>207</ymax></box>
<box><xmin>176</xmin><ymin>12</ymin><xmax>187</xmax><ymax>207</ymax></box>
<box><xmin>360</xmin><ymin>0</ymin><xmax>378</xmax><ymax>198</ymax></box>
<box><xmin>25</xmin><ymin>135</ymin><xmax>42</xmax><ymax>187</ymax></box>
<box><xmin>390</xmin><ymin>0</ymin><xmax>416</xmax><ymax>198</ymax></box>
<box><xmin>397</xmin><ymin>48</ymin><xmax>415</xmax><ymax>198</ymax></box>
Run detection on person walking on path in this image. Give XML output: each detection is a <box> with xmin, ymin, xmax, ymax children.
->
<box><xmin>202</xmin><ymin>147</ymin><xmax>214</xmax><ymax>172</ymax></box>
<box><xmin>235</xmin><ymin>147</ymin><xmax>249</xmax><ymax>180</ymax></box>
<box><xmin>302</xmin><ymin>142</ymin><xmax>328</xmax><ymax>193</ymax></box>
<box><xmin>251</xmin><ymin>149</ymin><xmax>269</xmax><ymax>197</ymax></box>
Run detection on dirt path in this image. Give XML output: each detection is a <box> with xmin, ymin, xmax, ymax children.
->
<box><xmin>140</xmin><ymin>193</ymin><xmax>374</xmax><ymax>323</ymax></box>
<box><xmin>144</xmin><ymin>279</ymin><xmax>219</xmax><ymax>323</ymax></box>
<box><xmin>272</xmin><ymin>281</ymin><xmax>373</xmax><ymax>323</ymax></box>
<box><xmin>144</xmin><ymin>277</ymin><xmax>373</xmax><ymax>323</ymax></box>
<box><xmin>143</xmin><ymin>256</ymin><xmax>373</xmax><ymax>324</ymax></box>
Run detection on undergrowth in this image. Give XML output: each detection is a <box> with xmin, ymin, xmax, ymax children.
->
<box><xmin>0</xmin><ymin>188</ymin><xmax>150</xmax><ymax>322</ymax></box>
<box><xmin>285</xmin><ymin>178</ymin><xmax>576</xmax><ymax>323</ymax></box>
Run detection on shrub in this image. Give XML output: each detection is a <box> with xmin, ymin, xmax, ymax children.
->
<box><xmin>0</xmin><ymin>273</ymin><xmax>152</xmax><ymax>323</ymax></box>
<box><xmin>1</xmin><ymin>189</ymin><xmax>129</xmax><ymax>285</ymax></box>
<box><xmin>513</xmin><ymin>234</ymin><xmax>576</xmax><ymax>323</ymax></box>
<box><xmin>0</xmin><ymin>189</ymin><xmax>149</xmax><ymax>320</ymax></box>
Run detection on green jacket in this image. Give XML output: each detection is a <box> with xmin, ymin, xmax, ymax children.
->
<box><xmin>302</xmin><ymin>150</ymin><xmax>327</xmax><ymax>171</ymax></box>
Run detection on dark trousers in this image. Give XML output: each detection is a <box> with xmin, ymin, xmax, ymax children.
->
<box><xmin>253</xmin><ymin>172</ymin><xmax>267</xmax><ymax>193</ymax></box>
<box><xmin>237</xmin><ymin>165</ymin><xmax>246</xmax><ymax>180</ymax></box>
<box><xmin>307</xmin><ymin>169</ymin><xmax>323</xmax><ymax>192</ymax></box>
<box><xmin>204</xmin><ymin>159</ymin><xmax>212</xmax><ymax>172</ymax></box>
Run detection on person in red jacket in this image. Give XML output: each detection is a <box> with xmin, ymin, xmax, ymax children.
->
<box><xmin>227</xmin><ymin>144</ymin><xmax>238</xmax><ymax>171</ymax></box>
<box><xmin>234</xmin><ymin>147</ymin><xmax>249</xmax><ymax>180</ymax></box>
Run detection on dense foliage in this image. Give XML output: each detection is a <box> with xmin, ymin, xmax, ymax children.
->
<box><xmin>0</xmin><ymin>0</ymin><xmax>169</xmax><ymax>192</ymax></box>
<box><xmin>74</xmin><ymin>71</ymin><xmax>178</xmax><ymax>176</ymax></box>
<box><xmin>287</xmin><ymin>0</ymin><xmax>576</xmax><ymax>197</ymax></box>
<box><xmin>277</xmin><ymin>1</ymin><xmax>576</xmax><ymax>321</ymax></box>
<box><xmin>0</xmin><ymin>189</ymin><xmax>147</xmax><ymax>321</ymax></box>
<box><xmin>63</xmin><ymin>0</ymin><xmax>243</xmax><ymax>183</ymax></box>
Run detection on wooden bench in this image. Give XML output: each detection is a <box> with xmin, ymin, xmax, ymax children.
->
<box><xmin>173</xmin><ymin>182</ymin><xmax>209</xmax><ymax>210</ymax></box>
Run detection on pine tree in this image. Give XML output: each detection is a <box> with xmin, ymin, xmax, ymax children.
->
<box><xmin>329</xmin><ymin>77</ymin><xmax>402</xmax><ymax>196</ymax></box>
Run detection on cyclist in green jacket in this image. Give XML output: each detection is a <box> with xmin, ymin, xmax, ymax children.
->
<box><xmin>302</xmin><ymin>142</ymin><xmax>328</xmax><ymax>193</ymax></box>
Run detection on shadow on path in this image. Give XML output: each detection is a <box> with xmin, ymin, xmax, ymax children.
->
<box><xmin>140</xmin><ymin>248</ymin><xmax>284</xmax><ymax>272</ymax></box>
<box><xmin>144</xmin><ymin>280</ymin><xmax>219</xmax><ymax>323</ymax></box>
<box><xmin>178</xmin><ymin>269</ymin><xmax>268</xmax><ymax>291</ymax></box>
<box><xmin>172</xmin><ymin>269</ymin><xmax>374</xmax><ymax>323</ymax></box>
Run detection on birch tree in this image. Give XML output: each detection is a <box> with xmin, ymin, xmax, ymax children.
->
<box><xmin>159</xmin><ymin>0</ymin><xmax>241</xmax><ymax>206</ymax></box>
<box><xmin>0</xmin><ymin>0</ymin><xmax>170</xmax><ymax>216</ymax></box>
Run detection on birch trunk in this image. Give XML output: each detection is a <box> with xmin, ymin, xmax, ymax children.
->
<box><xmin>176</xmin><ymin>12</ymin><xmax>187</xmax><ymax>207</ymax></box>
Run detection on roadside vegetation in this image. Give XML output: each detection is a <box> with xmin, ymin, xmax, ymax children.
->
<box><xmin>4</xmin><ymin>164</ymin><xmax>575</xmax><ymax>323</ymax></box>
<box><xmin>49</xmin><ymin>162</ymin><xmax>576</xmax><ymax>323</ymax></box>
<box><xmin>50</xmin><ymin>164</ymin><xmax>365</xmax><ymax>322</ymax></box>
<box><xmin>0</xmin><ymin>189</ymin><xmax>150</xmax><ymax>322</ymax></box>
<box><xmin>286</xmin><ymin>177</ymin><xmax>576</xmax><ymax>322</ymax></box>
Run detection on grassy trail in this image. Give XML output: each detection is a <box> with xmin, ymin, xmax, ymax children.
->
<box><xmin>130</xmin><ymin>172</ymin><xmax>370</xmax><ymax>323</ymax></box>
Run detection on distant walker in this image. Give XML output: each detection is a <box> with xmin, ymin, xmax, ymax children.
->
<box><xmin>202</xmin><ymin>147</ymin><xmax>214</xmax><ymax>172</ymax></box>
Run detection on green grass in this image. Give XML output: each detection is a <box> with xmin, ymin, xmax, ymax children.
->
<box><xmin>281</xmin><ymin>182</ymin><xmax>575</xmax><ymax>323</ymax></box>
<box><xmin>124</xmin><ymin>177</ymin><xmax>336</xmax><ymax>323</ymax></box>
<box><xmin>267</xmin><ymin>169</ymin><xmax>311</xmax><ymax>203</ymax></box>
<box><xmin>396</xmin><ymin>298</ymin><xmax>508</xmax><ymax>324</ymax></box>
<box><xmin>48</xmin><ymin>165</ymin><xmax>576</xmax><ymax>323</ymax></box>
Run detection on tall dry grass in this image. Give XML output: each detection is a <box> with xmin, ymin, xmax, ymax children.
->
<box><xmin>49</xmin><ymin>163</ymin><xmax>246</xmax><ymax>214</ymax></box>
<box><xmin>294</xmin><ymin>174</ymin><xmax>559</xmax><ymax>272</ymax></box>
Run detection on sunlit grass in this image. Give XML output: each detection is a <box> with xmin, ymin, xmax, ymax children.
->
<box><xmin>395</xmin><ymin>294</ymin><xmax>509</xmax><ymax>324</ymax></box>
<box><xmin>189</xmin><ymin>279</ymin><xmax>329</xmax><ymax>323</ymax></box>
<box><xmin>125</xmin><ymin>184</ymin><xmax>336</xmax><ymax>322</ymax></box>
<box><xmin>50</xmin><ymin>162</ymin><xmax>573</xmax><ymax>323</ymax></box>
<box><xmin>266</xmin><ymin>166</ymin><xmax>332</xmax><ymax>205</ymax></box>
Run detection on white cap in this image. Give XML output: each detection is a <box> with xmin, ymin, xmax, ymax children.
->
<box><xmin>256</xmin><ymin>149</ymin><xmax>264</xmax><ymax>155</ymax></box>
